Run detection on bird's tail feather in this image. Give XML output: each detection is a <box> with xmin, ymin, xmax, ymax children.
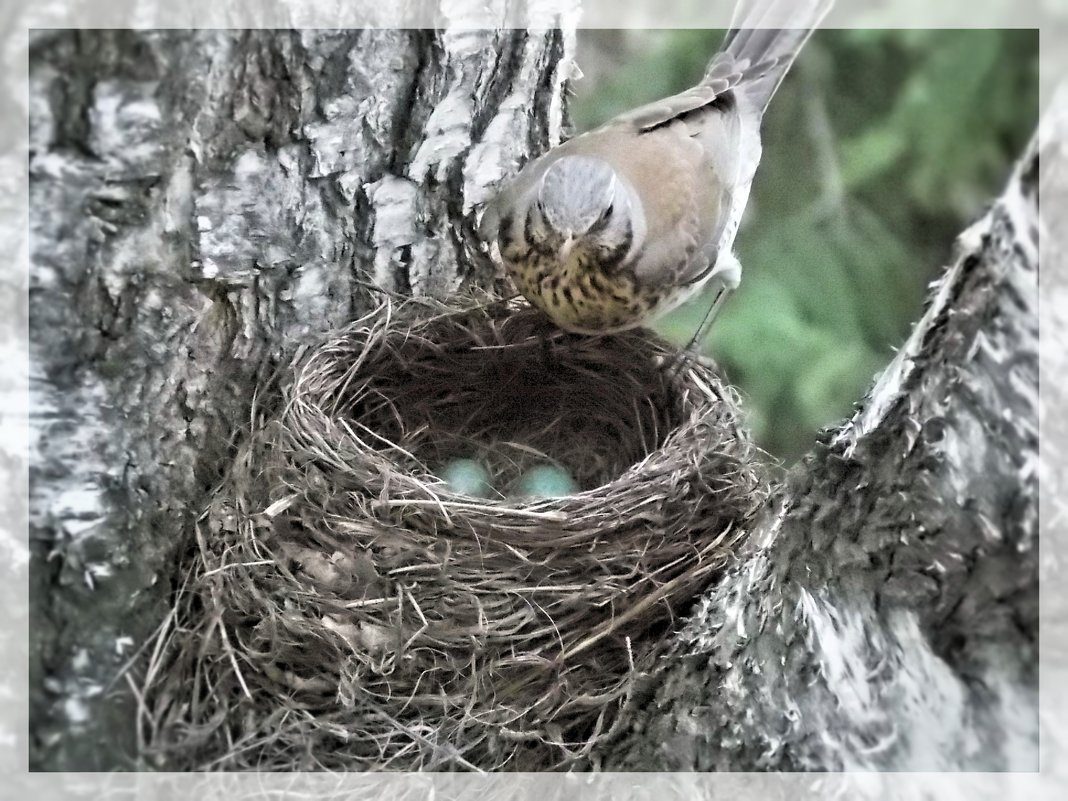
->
<box><xmin>717</xmin><ymin>0</ymin><xmax>833</xmax><ymax>112</ymax></box>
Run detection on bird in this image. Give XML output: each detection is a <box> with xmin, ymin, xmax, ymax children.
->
<box><xmin>480</xmin><ymin>0</ymin><xmax>833</xmax><ymax>346</ymax></box>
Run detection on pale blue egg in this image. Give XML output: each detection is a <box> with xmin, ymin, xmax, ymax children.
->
<box><xmin>513</xmin><ymin>464</ymin><xmax>579</xmax><ymax>499</ymax></box>
<box><xmin>438</xmin><ymin>458</ymin><xmax>494</xmax><ymax>498</ymax></box>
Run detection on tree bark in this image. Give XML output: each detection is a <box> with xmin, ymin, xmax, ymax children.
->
<box><xmin>27</xmin><ymin>23</ymin><xmax>572</xmax><ymax>771</ymax></box>
<box><xmin>24</xmin><ymin>17</ymin><xmax>1043</xmax><ymax>775</ymax></box>
<box><xmin>599</xmin><ymin>131</ymin><xmax>1041</xmax><ymax>771</ymax></box>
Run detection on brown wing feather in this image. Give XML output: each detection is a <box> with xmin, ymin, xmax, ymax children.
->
<box><xmin>595</xmin><ymin>51</ymin><xmax>783</xmax><ymax>136</ymax></box>
<box><xmin>566</xmin><ymin>126</ymin><xmax>714</xmax><ymax>287</ymax></box>
<box><xmin>597</xmin><ymin>55</ymin><xmax>742</xmax><ymax>134</ymax></box>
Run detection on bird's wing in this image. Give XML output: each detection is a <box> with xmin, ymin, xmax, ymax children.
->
<box><xmin>723</xmin><ymin>0</ymin><xmax>834</xmax><ymax>112</ymax></box>
<box><xmin>595</xmin><ymin>54</ymin><xmax>756</xmax><ymax>135</ymax></box>
<box><xmin>567</xmin><ymin>125</ymin><xmax>732</xmax><ymax>289</ymax></box>
<box><xmin>608</xmin><ymin>0</ymin><xmax>833</xmax><ymax>133</ymax></box>
<box><xmin>587</xmin><ymin>84</ymin><xmax>744</xmax><ymax>287</ymax></box>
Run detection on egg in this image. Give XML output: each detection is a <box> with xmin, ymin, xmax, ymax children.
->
<box><xmin>437</xmin><ymin>458</ymin><xmax>494</xmax><ymax>499</ymax></box>
<box><xmin>513</xmin><ymin>464</ymin><xmax>580</xmax><ymax>499</ymax></box>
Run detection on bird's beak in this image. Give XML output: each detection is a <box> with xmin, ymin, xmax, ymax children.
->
<box><xmin>559</xmin><ymin>232</ymin><xmax>577</xmax><ymax>263</ymax></box>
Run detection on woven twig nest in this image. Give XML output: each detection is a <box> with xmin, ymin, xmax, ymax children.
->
<box><xmin>143</xmin><ymin>300</ymin><xmax>770</xmax><ymax>771</ymax></box>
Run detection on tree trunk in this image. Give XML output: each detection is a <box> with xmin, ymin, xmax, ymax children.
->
<box><xmin>24</xmin><ymin>20</ymin><xmax>1043</xmax><ymax>775</ymax></box>
<box><xmin>599</xmin><ymin>130</ymin><xmax>1042</xmax><ymax>771</ymax></box>
<box><xmin>27</xmin><ymin>23</ymin><xmax>572</xmax><ymax>771</ymax></box>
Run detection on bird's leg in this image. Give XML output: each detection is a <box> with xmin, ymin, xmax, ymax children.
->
<box><xmin>665</xmin><ymin>249</ymin><xmax>740</xmax><ymax>383</ymax></box>
<box><xmin>664</xmin><ymin>286</ymin><xmax>732</xmax><ymax>393</ymax></box>
<box><xmin>686</xmin><ymin>285</ymin><xmax>731</xmax><ymax>355</ymax></box>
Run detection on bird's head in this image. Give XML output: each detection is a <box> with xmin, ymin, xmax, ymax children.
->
<box><xmin>533</xmin><ymin>156</ymin><xmax>637</xmax><ymax>266</ymax></box>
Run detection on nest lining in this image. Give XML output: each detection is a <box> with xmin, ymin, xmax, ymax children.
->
<box><xmin>141</xmin><ymin>300</ymin><xmax>769</xmax><ymax>771</ymax></box>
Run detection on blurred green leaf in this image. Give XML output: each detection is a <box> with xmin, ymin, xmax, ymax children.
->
<box><xmin>841</xmin><ymin>126</ymin><xmax>908</xmax><ymax>188</ymax></box>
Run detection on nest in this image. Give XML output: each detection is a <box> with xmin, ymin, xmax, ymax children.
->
<box><xmin>141</xmin><ymin>300</ymin><xmax>770</xmax><ymax>771</ymax></box>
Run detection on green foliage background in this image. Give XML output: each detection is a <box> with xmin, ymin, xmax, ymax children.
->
<box><xmin>571</xmin><ymin>30</ymin><xmax>1038</xmax><ymax>462</ymax></box>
